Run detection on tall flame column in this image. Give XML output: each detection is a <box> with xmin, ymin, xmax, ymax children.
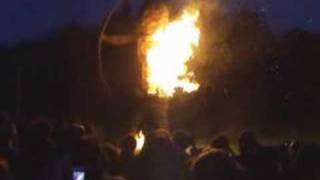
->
<box><xmin>138</xmin><ymin>4</ymin><xmax>201</xmax><ymax>131</ymax></box>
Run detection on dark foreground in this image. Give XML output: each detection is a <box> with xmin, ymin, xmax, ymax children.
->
<box><xmin>0</xmin><ymin>116</ymin><xmax>319</xmax><ymax>180</ymax></box>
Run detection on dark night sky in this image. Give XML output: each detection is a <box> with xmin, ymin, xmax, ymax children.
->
<box><xmin>1</xmin><ymin>0</ymin><xmax>319</xmax><ymax>44</ymax></box>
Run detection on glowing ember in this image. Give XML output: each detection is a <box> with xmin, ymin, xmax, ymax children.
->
<box><xmin>134</xmin><ymin>130</ymin><xmax>145</xmax><ymax>155</ymax></box>
<box><xmin>143</xmin><ymin>6</ymin><xmax>200</xmax><ymax>97</ymax></box>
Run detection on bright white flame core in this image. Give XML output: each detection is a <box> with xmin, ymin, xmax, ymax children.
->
<box><xmin>134</xmin><ymin>130</ymin><xmax>145</xmax><ymax>155</ymax></box>
<box><xmin>145</xmin><ymin>8</ymin><xmax>200</xmax><ymax>97</ymax></box>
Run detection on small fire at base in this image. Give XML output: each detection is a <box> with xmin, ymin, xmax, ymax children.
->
<box><xmin>134</xmin><ymin>130</ymin><xmax>145</xmax><ymax>155</ymax></box>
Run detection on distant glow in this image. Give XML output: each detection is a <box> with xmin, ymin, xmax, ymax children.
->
<box><xmin>134</xmin><ymin>130</ymin><xmax>145</xmax><ymax>155</ymax></box>
<box><xmin>143</xmin><ymin>7</ymin><xmax>200</xmax><ymax>97</ymax></box>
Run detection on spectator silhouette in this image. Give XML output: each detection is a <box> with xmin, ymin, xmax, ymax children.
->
<box><xmin>173</xmin><ymin>131</ymin><xmax>196</xmax><ymax>180</ymax></box>
<box><xmin>137</xmin><ymin>129</ymin><xmax>182</xmax><ymax>180</ymax></box>
<box><xmin>102</xmin><ymin>142</ymin><xmax>121</xmax><ymax>176</ymax></box>
<box><xmin>287</xmin><ymin>143</ymin><xmax>320</xmax><ymax>180</ymax></box>
<box><xmin>118</xmin><ymin>134</ymin><xmax>139</xmax><ymax>180</ymax></box>
<box><xmin>211</xmin><ymin>135</ymin><xmax>233</xmax><ymax>156</ymax></box>
<box><xmin>191</xmin><ymin>148</ymin><xmax>237</xmax><ymax>180</ymax></box>
<box><xmin>0</xmin><ymin>114</ymin><xmax>15</xmax><ymax>180</ymax></box>
<box><xmin>11</xmin><ymin>115</ymin><xmax>58</xmax><ymax>180</ymax></box>
<box><xmin>237</xmin><ymin>131</ymin><xmax>281</xmax><ymax>180</ymax></box>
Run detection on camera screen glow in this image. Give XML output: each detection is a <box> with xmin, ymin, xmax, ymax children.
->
<box><xmin>73</xmin><ymin>171</ymin><xmax>85</xmax><ymax>180</ymax></box>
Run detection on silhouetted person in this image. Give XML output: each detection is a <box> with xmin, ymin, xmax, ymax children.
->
<box><xmin>173</xmin><ymin>131</ymin><xmax>196</xmax><ymax>180</ymax></box>
<box><xmin>102</xmin><ymin>142</ymin><xmax>121</xmax><ymax>176</ymax></box>
<box><xmin>191</xmin><ymin>148</ymin><xmax>237</xmax><ymax>180</ymax></box>
<box><xmin>118</xmin><ymin>134</ymin><xmax>139</xmax><ymax>180</ymax></box>
<box><xmin>52</xmin><ymin>122</ymin><xmax>104</xmax><ymax>180</ymax></box>
<box><xmin>11</xmin><ymin>115</ymin><xmax>59</xmax><ymax>180</ymax></box>
<box><xmin>211</xmin><ymin>135</ymin><xmax>233</xmax><ymax>156</ymax></box>
<box><xmin>137</xmin><ymin>129</ymin><xmax>182</xmax><ymax>180</ymax></box>
<box><xmin>120</xmin><ymin>134</ymin><xmax>136</xmax><ymax>162</ymax></box>
<box><xmin>287</xmin><ymin>143</ymin><xmax>320</xmax><ymax>180</ymax></box>
<box><xmin>238</xmin><ymin>131</ymin><xmax>260</xmax><ymax>157</ymax></box>
<box><xmin>173</xmin><ymin>131</ymin><xmax>194</xmax><ymax>153</ymax></box>
<box><xmin>237</xmin><ymin>131</ymin><xmax>281</xmax><ymax>180</ymax></box>
<box><xmin>69</xmin><ymin>123</ymin><xmax>104</xmax><ymax>180</ymax></box>
<box><xmin>0</xmin><ymin>115</ymin><xmax>15</xmax><ymax>180</ymax></box>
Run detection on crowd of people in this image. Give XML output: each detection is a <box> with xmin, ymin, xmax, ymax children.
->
<box><xmin>0</xmin><ymin>114</ymin><xmax>320</xmax><ymax>180</ymax></box>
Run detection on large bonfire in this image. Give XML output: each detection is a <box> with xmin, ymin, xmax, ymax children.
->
<box><xmin>140</xmin><ymin>4</ymin><xmax>201</xmax><ymax>97</ymax></box>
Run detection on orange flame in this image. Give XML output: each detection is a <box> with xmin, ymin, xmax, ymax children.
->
<box><xmin>142</xmin><ymin>5</ymin><xmax>201</xmax><ymax>97</ymax></box>
<box><xmin>134</xmin><ymin>130</ymin><xmax>145</xmax><ymax>155</ymax></box>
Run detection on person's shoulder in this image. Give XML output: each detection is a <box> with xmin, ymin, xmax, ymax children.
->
<box><xmin>193</xmin><ymin>148</ymin><xmax>231</xmax><ymax>164</ymax></box>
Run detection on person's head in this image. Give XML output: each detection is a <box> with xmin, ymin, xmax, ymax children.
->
<box><xmin>139</xmin><ymin>130</ymin><xmax>180</xmax><ymax>180</ymax></box>
<box><xmin>191</xmin><ymin>150</ymin><xmax>235</xmax><ymax>180</ymax></box>
<box><xmin>287</xmin><ymin>140</ymin><xmax>301</xmax><ymax>158</ymax></box>
<box><xmin>120</xmin><ymin>134</ymin><xmax>136</xmax><ymax>157</ymax></box>
<box><xmin>211</xmin><ymin>135</ymin><xmax>230</xmax><ymax>151</ymax></box>
<box><xmin>239</xmin><ymin>131</ymin><xmax>259</xmax><ymax>155</ymax></box>
<box><xmin>27</xmin><ymin>118</ymin><xmax>52</xmax><ymax>143</ymax></box>
<box><xmin>64</xmin><ymin>123</ymin><xmax>86</xmax><ymax>149</ymax></box>
<box><xmin>20</xmin><ymin>117</ymin><xmax>52</xmax><ymax>151</ymax></box>
<box><xmin>173</xmin><ymin>131</ymin><xmax>194</xmax><ymax>151</ymax></box>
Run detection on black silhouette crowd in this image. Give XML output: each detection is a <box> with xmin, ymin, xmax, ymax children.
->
<box><xmin>0</xmin><ymin>114</ymin><xmax>320</xmax><ymax>180</ymax></box>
